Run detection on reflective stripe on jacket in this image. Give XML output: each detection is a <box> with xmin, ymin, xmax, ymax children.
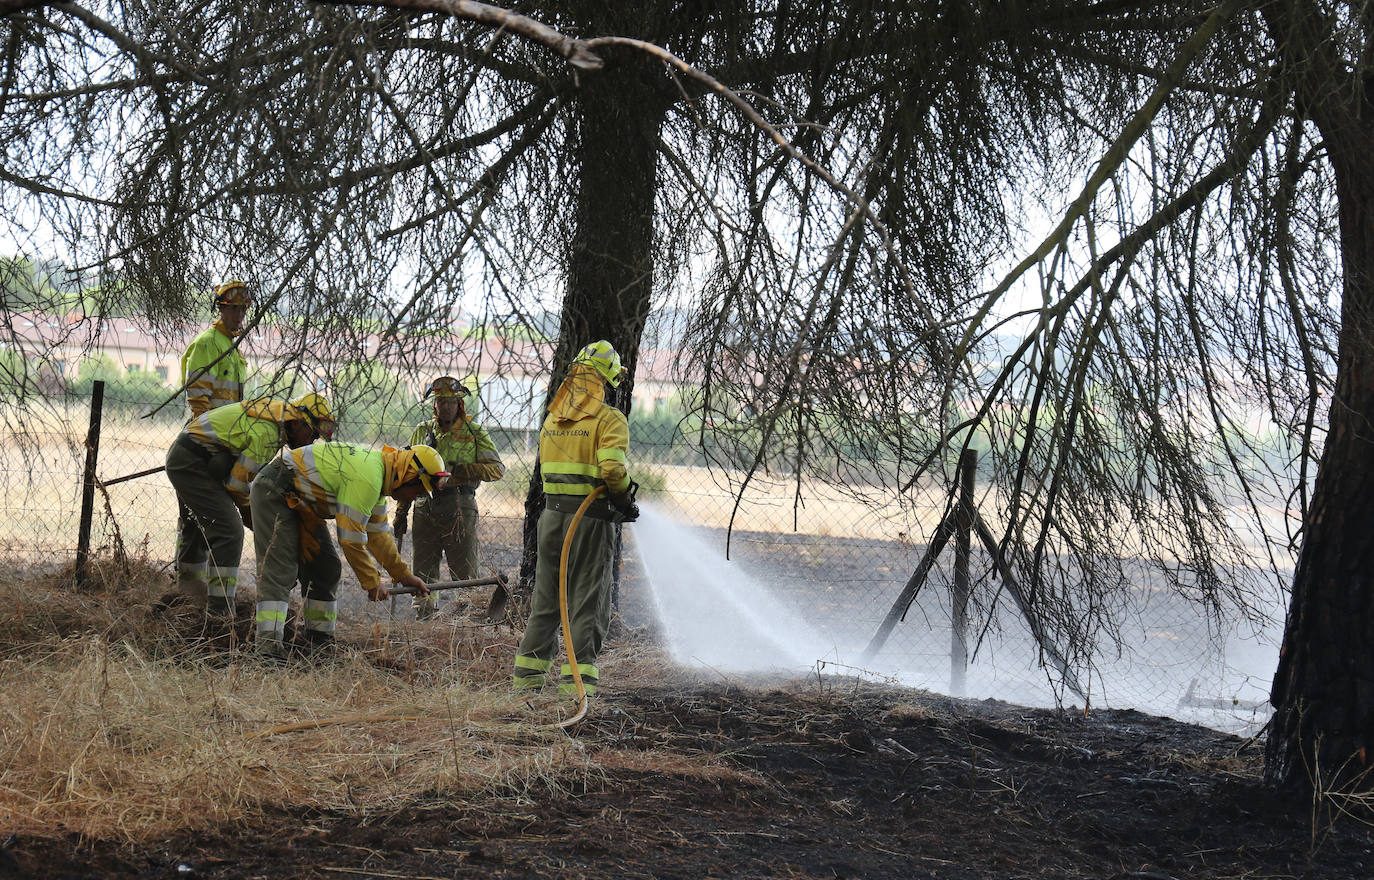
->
<box><xmin>539</xmin><ymin>403</ymin><xmax>630</xmax><ymax>499</ymax></box>
<box><xmin>283</xmin><ymin>441</ymin><xmax>410</xmax><ymax>592</ymax></box>
<box><xmin>181</xmin><ymin>400</ymin><xmax>287</xmax><ymax>507</ymax></box>
<box><xmin>181</xmin><ymin>323</ymin><xmax>247</xmax><ymax>417</ymax></box>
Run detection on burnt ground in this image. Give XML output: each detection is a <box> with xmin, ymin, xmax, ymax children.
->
<box><xmin>3</xmin><ymin>681</ymin><xmax>1373</xmax><ymax>880</ymax></box>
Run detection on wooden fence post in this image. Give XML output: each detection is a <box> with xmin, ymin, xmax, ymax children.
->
<box><xmin>951</xmin><ymin>448</ymin><xmax>976</xmax><ymax>696</ymax></box>
<box><xmin>75</xmin><ymin>380</ymin><xmax>104</xmax><ymax>589</ymax></box>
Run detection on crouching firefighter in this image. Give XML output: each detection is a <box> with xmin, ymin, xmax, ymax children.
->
<box><xmin>249</xmin><ymin>441</ymin><xmax>447</xmax><ymax>659</ymax></box>
<box><xmin>513</xmin><ymin>340</ymin><xmax>639</xmax><ymax>698</ymax></box>
<box><xmin>166</xmin><ymin>393</ymin><xmax>335</xmax><ymax>621</ymax></box>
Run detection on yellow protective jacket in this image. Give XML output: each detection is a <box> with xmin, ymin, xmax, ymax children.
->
<box><xmin>181</xmin><ymin>320</ymin><xmax>248</xmax><ymax>417</ymax></box>
<box><xmin>539</xmin><ymin>364</ymin><xmax>630</xmax><ymax>503</ymax></box>
<box><xmin>408</xmin><ymin>416</ymin><xmax>505</xmax><ymax>487</ymax></box>
<box><xmin>283</xmin><ymin>441</ymin><xmax>412</xmax><ymax>593</ymax></box>
<box><xmin>182</xmin><ymin>398</ymin><xmax>290</xmax><ymax>507</ymax></box>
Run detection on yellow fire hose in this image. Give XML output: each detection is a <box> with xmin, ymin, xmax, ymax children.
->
<box><xmin>553</xmin><ymin>485</ymin><xmax>605</xmax><ymax>729</ymax></box>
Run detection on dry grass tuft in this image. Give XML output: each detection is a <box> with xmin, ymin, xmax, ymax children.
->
<box><xmin>591</xmin><ymin>747</ymin><xmax>762</xmax><ymax>786</ymax></box>
<box><xmin>0</xmin><ymin>551</ymin><xmax>171</xmax><ymax>649</ymax></box>
<box><xmin>0</xmin><ymin>630</ymin><xmax>591</xmax><ymax>840</ymax></box>
<box><xmin>884</xmin><ymin>702</ymin><xmax>946</xmax><ymax>726</ymax></box>
<box><xmin>0</xmin><ymin>562</ymin><xmax>767</xmax><ymax>842</ymax></box>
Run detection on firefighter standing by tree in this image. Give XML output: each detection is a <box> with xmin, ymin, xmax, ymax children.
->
<box><xmin>181</xmin><ymin>280</ymin><xmax>252</xmax><ymax>417</ymax></box>
<box><xmin>249</xmin><ymin>441</ymin><xmax>446</xmax><ymax>659</ymax></box>
<box><xmin>512</xmin><ymin>340</ymin><xmax>639</xmax><ymax>697</ymax></box>
<box><xmin>166</xmin><ymin>394</ymin><xmax>335</xmax><ymax>618</ymax></box>
<box><xmin>395</xmin><ymin>376</ymin><xmax>506</xmax><ymax>620</ymax></box>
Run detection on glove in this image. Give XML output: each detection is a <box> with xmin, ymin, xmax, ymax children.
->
<box><xmin>239</xmin><ymin>505</ymin><xmax>253</xmax><ymax>531</ymax></box>
<box><xmin>365</xmin><ymin>584</ymin><xmax>389</xmax><ymax>602</ymax></box>
<box><xmin>609</xmin><ymin>492</ymin><xmax>640</xmax><ymax>524</ymax></box>
<box><xmin>451</xmin><ymin>462</ymin><xmax>497</xmax><ymax>485</ymax></box>
<box><xmin>286</xmin><ymin>492</ymin><xmax>324</xmax><ymax>562</ymax></box>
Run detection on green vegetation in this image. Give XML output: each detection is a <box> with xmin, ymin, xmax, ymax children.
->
<box><xmin>67</xmin><ymin>354</ymin><xmax>180</xmax><ymax>420</ymax></box>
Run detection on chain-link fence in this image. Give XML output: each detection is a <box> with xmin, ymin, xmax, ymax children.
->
<box><xmin>0</xmin><ymin>382</ymin><xmax>1282</xmax><ymax>734</ymax></box>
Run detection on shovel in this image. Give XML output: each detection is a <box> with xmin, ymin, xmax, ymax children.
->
<box><xmin>480</xmin><ymin>571</ymin><xmax>514</xmax><ymax>623</ymax></box>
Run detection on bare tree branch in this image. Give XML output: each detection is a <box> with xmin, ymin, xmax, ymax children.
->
<box><xmin>319</xmin><ymin>0</ymin><xmax>603</xmax><ymax>69</ymax></box>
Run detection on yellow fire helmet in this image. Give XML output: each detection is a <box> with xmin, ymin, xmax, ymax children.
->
<box><xmin>573</xmin><ymin>339</ymin><xmax>625</xmax><ymax>387</ymax></box>
<box><xmin>384</xmin><ymin>444</ymin><xmax>450</xmax><ymax>496</ymax></box>
<box><xmin>410</xmin><ymin>444</ymin><xmax>449</xmax><ymax>495</ymax></box>
<box><xmin>213</xmin><ymin>280</ymin><xmax>253</xmax><ymax>307</ymax></box>
<box><xmin>425</xmin><ymin>375</ymin><xmax>469</xmax><ymax>399</ymax></box>
<box><xmin>290</xmin><ymin>392</ymin><xmax>336</xmax><ymax>439</ymax></box>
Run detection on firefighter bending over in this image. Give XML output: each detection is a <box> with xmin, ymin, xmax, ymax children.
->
<box><xmin>166</xmin><ymin>393</ymin><xmax>334</xmax><ymax>620</ymax></box>
<box><xmin>249</xmin><ymin>442</ymin><xmax>447</xmax><ymax>659</ymax></box>
<box><xmin>512</xmin><ymin>340</ymin><xmax>639</xmax><ymax>697</ymax></box>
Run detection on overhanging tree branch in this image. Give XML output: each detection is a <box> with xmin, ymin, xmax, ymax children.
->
<box><xmin>319</xmin><ymin>0</ymin><xmax>604</xmax><ymax>70</ymax></box>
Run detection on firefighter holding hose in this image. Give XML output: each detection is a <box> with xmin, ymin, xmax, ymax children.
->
<box><xmin>512</xmin><ymin>340</ymin><xmax>638</xmax><ymax>698</ymax></box>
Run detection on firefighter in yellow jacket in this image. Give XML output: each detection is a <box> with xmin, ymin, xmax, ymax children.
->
<box><xmin>181</xmin><ymin>280</ymin><xmax>252</xmax><ymax>418</ymax></box>
<box><xmin>249</xmin><ymin>441</ymin><xmax>446</xmax><ymax>658</ymax></box>
<box><xmin>175</xmin><ymin>280</ymin><xmax>253</xmax><ymax>598</ymax></box>
<box><xmin>397</xmin><ymin>376</ymin><xmax>506</xmax><ymax>619</ymax></box>
<box><xmin>512</xmin><ymin>340</ymin><xmax>638</xmax><ymax>697</ymax></box>
<box><xmin>166</xmin><ymin>393</ymin><xmax>335</xmax><ymax>618</ymax></box>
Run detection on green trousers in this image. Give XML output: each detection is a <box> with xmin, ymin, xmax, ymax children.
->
<box><xmin>411</xmin><ymin>491</ymin><xmax>478</xmax><ymax>617</ymax></box>
<box><xmin>166</xmin><ymin>439</ymin><xmax>241</xmax><ymax>617</ymax></box>
<box><xmin>512</xmin><ymin>508</ymin><xmax>614</xmax><ymax>695</ymax></box>
<box><xmin>249</xmin><ymin>458</ymin><xmax>342</xmax><ymax>656</ymax></box>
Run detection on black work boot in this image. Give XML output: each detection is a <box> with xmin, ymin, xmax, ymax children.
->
<box><xmin>301</xmin><ymin>629</ymin><xmax>337</xmax><ymax>660</ymax></box>
<box><xmin>201</xmin><ymin>615</ymin><xmax>239</xmax><ymax>653</ymax></box>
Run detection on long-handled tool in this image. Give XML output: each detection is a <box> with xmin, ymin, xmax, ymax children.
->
<box><xmin>387</xmin><ymin>572</ymin><xmax>510</xmax><ymax>605</ymax></box>
<box><xmin>102</xmin><ymin>465</ymin><xmax>165</xmax><ymax>487</ymax></box>
<box><xmin>481</xmin><ymin>570</ymin><xmax>514</xmax><ymax>623</ymax></box>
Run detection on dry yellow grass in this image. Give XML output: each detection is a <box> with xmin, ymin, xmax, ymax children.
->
<box><xmin>0</xmin><ymin>554</ymin><xmax>757</xmax><ymax>842</ymax></box>
<box><xmin>646</xmin><ymin>465</ymin><xmax>948</xmax><ymax>540</ymax></box>
<box><xmin>0</xmin><ymin>637</ymin><xmax>615</xmax><ymax>838</ymax></box>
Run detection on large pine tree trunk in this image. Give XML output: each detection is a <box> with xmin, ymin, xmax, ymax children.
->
<box><xmin>1264</xmin><ymin>154</ymin><xmax>1374</xmax><ymax>791</ymax></box>
<box><xmin>1263</xmin><ymin>3</ymin><xmax>1374</xmax><ymax>793</ymax></box>
<box><xmin>516</xmin><ymin>34</ymin><xmax>665</xmax><ymax>592</ymax></box>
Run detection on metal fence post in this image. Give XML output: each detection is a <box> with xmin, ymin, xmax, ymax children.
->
<box><xmin>75</xmin><ymin>379</ymin><xmax>105</xmax><ymax>589</ymax></box>
<box><xmin>951</xmin><ymin>448</ymin><xmax>976</xmax><ymax>696</ymax></box>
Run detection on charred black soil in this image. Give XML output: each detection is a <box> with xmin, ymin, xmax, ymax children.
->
<box><xmin>4</xmin><ymin>679</ymin><xmax>1372</xmax><ymax>880</ymax></box>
